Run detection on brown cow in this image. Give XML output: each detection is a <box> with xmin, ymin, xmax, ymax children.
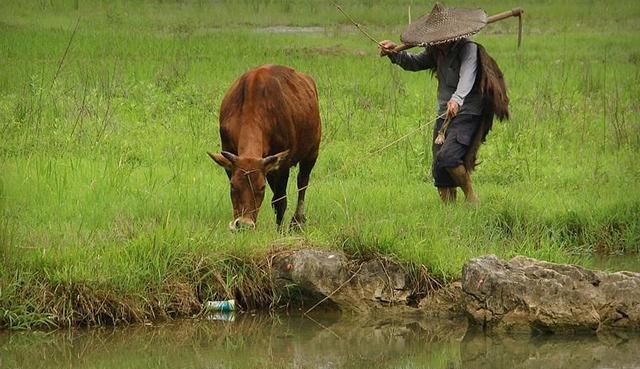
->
<box><xmin>208</xmin><ymin>65</ymin><xmax>321</xmax><ymax>231</ymax></box>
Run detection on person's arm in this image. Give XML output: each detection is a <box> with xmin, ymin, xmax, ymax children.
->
<box><xmin>389</xmin><ymin>48</ymin><xmax>436</xmax><ymax>71</ymax></box>
<box><xmin>379</xmin><ymin>40</ymin><xmax>436</xmax><ymax>71</ymax></box>
<box><xmin>450</xmin><ymin>42</ymin><xmax>478</xmax><ymax>107</ymax></box>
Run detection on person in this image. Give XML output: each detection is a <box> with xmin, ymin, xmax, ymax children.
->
<box><xmin>378</xmin><ymin>3</ymin><xmax>508</xmax><ymax>205</ymax></box>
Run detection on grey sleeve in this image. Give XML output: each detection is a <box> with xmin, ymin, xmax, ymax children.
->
<box><xmin>450</xmin><ymin>42</ymin><xmax>478</xmax><ymax>106</ymax></box>
<box><xmin>388</xmin><ymin>48</ymin><xmax>436</xmax><ymax>71</ymax></box>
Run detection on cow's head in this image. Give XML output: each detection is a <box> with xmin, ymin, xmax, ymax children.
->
<box><xmin>208</xmin><ymin>150</ymin><xmax>289</xmax><ymax>232</ymax></box>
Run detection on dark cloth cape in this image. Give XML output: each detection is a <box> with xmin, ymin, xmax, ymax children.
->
<box><xmin>463</xmin><ymin>43</ymin><xmax>510</xmax><ymax>171</ymax></box>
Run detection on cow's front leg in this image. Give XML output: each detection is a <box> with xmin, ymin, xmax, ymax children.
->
<box><xmin>291</xmin><ymin>158</ymin><xmax>316</xmax><ymax>229</ymax></box>
<box><xmin>268</xmin><ymin>169</ymin><xmax>289</xmax><ymax>230</ymax></box>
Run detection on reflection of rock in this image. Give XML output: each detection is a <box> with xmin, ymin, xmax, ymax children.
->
<box><xmin>0</xmin><ymin>313</ymin><xmax>468</xmax><ymax>369</ymax></box>
<box><xmin>316</xmin><ymin>314</ymin><xmax>469</xmax><ymax>344</ymax></box>
<box><xmin>272</xmin><ymin>314</ymin><xmax>468</xmax><ymax>369</ymax></box>
<box><xmin>5</xmin><ymin>312</ymin><xmax>640</xmax><ymax>369</ymax></box>
<box><xmin>461</xmin><ymin>331</ymin><xmax>640</xmax><ymax>369</ymax></box>
<box><xmin>462</xmin><ymin>255</ymin><xmax>640</xmax><ymax>334</ymax></box>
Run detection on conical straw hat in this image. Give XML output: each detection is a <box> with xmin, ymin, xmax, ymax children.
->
<box><xmin>401</xmin><ymin>2</ymin><xmax>487</xmax><ymax>46</ymax></box>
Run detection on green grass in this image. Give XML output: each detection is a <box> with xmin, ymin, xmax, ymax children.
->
<box><xmin>1</xmin><ymin>0</ymin><xmax>640</xmax><ymax>328</ymax></box>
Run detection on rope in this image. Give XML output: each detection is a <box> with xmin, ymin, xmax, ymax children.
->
<box><xmin>434</xmin><ymin>114</ymin><xmax>451</xmax><ymax>145</ymax></box>
<box><xmin>370</xmin><ymin>113</ymin><xmax>445</xmax><ymax>155</ymax></box>
<box><xmin>266</xmin><ymin>112</ymin><xmax>445</xmax><ymax>207</ymax></box>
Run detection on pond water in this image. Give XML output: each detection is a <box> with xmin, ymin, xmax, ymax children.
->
<box><xmin>1</xmin><ymin>312</ymin><xmax>639</xmax><ymax>369</ymax></box>
<box><xmin>255</xmin><ymin>26</ymin><xmax>326</xmax><ymax>33</ymax></box>
<box><xmin>587</xmin><ymin>255</ymin><xmax>640</xmax><ymax>273</ymax></box>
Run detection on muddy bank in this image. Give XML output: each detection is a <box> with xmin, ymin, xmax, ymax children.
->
<box><xmin>2</xmin><ymin>249</ymin><xmax>639</xmax><ymax>333</ymax></box>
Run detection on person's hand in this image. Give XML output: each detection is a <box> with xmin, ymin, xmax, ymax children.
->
<box><xmin>378</xmin><ymin>40</ymin><xmax>397</xmax><ymax>57</ymax></box>
<box><xmin>447</xmin><ymin>100</ymin><xmax>460</xmax><ymax>118</ymax></box>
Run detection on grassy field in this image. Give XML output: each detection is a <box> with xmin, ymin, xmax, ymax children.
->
<box><xmin>1</xmin><ymin>0</ymin><xmax>639</xmax><ymax>328</ymax></box>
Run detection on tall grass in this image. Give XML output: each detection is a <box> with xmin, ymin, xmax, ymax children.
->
<box><xmin>1</xmin><ymin>0</ymin><xmax>639</xmax><ymax>328</ymax></box>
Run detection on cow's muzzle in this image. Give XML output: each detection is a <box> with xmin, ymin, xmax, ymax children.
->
<box><xmin>229</xmin><ymin>217</ymin><xmax>256</xmax><ymax>232</ymax></box>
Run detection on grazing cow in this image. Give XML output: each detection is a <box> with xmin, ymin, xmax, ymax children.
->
<box><xmin>208</xmin><ymin>65</ymin><xmax>321</xmax><ymax>231</ymax></box>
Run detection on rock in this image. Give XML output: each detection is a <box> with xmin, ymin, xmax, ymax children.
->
<box><xmin>272</xmin><ymin>251</ymin><xmax>640</xmax><ymax>334</ymax></box>
<box><xmin>462</xmin><ymin>255</ymin><xmax>640</xmax><ymax>334</ymax></box>
<box><xmin>418</xmin><ymin>281</ymin><xmax>467</xmax><ymax>318</ymax></box>
<box><xmin>272</xmin><ymin>249</ymin><xmax>415</xmax><ymax>313</ymax></box>
<box><xmin>277</xmin><ymin>249</ymin><xmax>349</xmax><ymax>296</ymax></box>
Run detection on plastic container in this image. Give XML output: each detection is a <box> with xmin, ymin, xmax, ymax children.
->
<box><xmin>205</xmin><ymin>299</ymin><xmax>236</xmax><ymax>312</ymax></box>
<box><xmin>208</xmin><ymin>311</ymin><xmax>236</xmax><ymax>322</ymax></box>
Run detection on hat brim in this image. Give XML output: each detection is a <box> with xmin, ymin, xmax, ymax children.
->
<box><xmin>401</xmin><ymin>7</ymin><xmax>487</xmax><ymax>46</ymax></box>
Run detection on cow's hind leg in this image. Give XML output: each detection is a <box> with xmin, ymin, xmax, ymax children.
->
<box><xmin>268</xmin><ymin>169</ymin><xmax>289</xmax><ymax>230</ymax></box>
<box><xmin>290</xmin><ymin>157</ymin><xmax>317</xmax><ymax>230</ymax></box>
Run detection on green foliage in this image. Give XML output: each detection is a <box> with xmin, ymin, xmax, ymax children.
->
<box><xmin>1</xmin><ymin>0</ymin><xmax>639</xmax><ymax>328</ymax></box>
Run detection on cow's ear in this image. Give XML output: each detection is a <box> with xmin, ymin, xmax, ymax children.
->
<box><xmin>262</xmin><ymin>150</ymin><xmax>289</xmax><ymax>173</ymax></box>
<box><xmin>208</xmin><ymin>151</ymin><xmax>233</xmax><ymax>170</ymax></box>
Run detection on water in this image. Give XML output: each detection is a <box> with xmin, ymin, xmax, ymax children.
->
<box><xmin>587</xmin><ymin>255</ymin><xmax>640</xmax><ymax>273</ymax></box>
<box><xmin>1</xmin><ymin>312</ymin><xmax>639</xmax><ymax>369</ymax></box>
<box><xmin>255</xmin><ymin>26</ymin><xmax>325</xmax><ymax>33</ymax></box>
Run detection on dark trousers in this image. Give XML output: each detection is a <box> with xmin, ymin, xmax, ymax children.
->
<box><xmin>431</xmin><ymin>114</ymin><xmax>481</xmax><ymax>187</ymax></box>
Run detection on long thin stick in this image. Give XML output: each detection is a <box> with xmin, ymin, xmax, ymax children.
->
<box><xmin>517</xmin><ymin>14</ymin><xmax>523</xmax><ymax>48</ymax></box>
<box><xmin>486</xmin><ymin>7</ymin><xmax>524</xmax><ymax>48</ymax></box>
<box><xmin>51</xmin><ymin>17</ymin><xmax>80</xmax><ymax>89</ymax></box>
<box><xmin>332</xmin><ymin>2</ymin><xmax>380</xmax><ymax>45</ymax></box>
<box><xmin>304</xmin><ymin>264</ymin><xmax>363</xmax><ymax>315</ymax></box>
<box><xmin>303</xmin><ymin>314</ymin><xmax>342</xmax><ymax>340</ymax></box>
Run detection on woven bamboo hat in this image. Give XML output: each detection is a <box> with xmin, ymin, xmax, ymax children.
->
<box><xmin>401</xmin><ymin>2</ymin><xmax>487</xmax><ymax>46</ymax></box>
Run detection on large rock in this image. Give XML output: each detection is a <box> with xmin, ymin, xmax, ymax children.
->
<box><xmin>462</xmin><ymin>255</ymin><xmax>640</xmax><ymax>333</ymax></box>
<box><xmin>272</xmin><ymin>249</ymin><xmax>414</xmax><ymax>313</ymax></box>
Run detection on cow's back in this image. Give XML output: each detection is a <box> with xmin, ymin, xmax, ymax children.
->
<box><xmin>219</xmin><ymin>65</ymin><xmax>321</xmax><ymax>165</ymax></box>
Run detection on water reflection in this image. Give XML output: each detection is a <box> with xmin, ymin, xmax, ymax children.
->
<box><xmin>461</xmin><ymin>329</ymin><xmax>640</xmax><ymax>369</ymax></box>
<box><xmin>1</xmin><ymin>312</ymin><xmax>638</xmax><ymax>369</ymax></box>
<box><xmin>587</xmin><ymin>255</ymin><xmax>640</xmax><ymax>273</ymax></box>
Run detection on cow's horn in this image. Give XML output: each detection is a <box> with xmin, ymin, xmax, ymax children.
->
<box><xmin>262</xmin><ymin>155</ymin><xmax>278</xmax><ymax>167</ymax></box>
<box><xmin>221</xmin><ymin>151</ymin><xmax>238</xmax><ymax>164</ymax></box>
<box><xmin>263</xmin><ymin>150</ymin><xmax>289</xmax><ymax>166</ymax></box>
<box><xmin>262</xmin><ymin>151</ymin><xmax>289</xmax><ymax>172</ymax></box>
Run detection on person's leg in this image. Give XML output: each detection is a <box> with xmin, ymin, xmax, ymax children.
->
<box><xmin>432</xmin><ymin>118</ymin><xmax>458</xmax><ymax>204</ymax></box>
